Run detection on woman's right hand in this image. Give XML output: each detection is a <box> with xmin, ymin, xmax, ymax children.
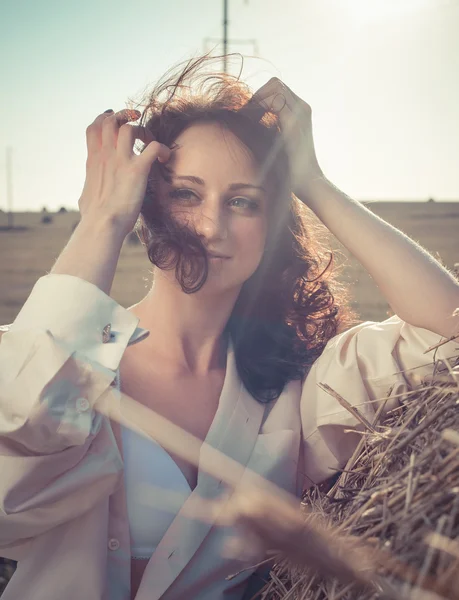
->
<box><xmin>78</xmin><ymin>109</ymin><xmax>171</xmax><ymax>238</ymax></box>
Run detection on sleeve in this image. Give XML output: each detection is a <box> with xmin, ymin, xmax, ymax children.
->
<box><xmin>0</xmin><ymin>274</ymin><xmax>149</xmax><ymax>560</ymax></box>
<box><xmin>300</xmin><ymin>315</ymin><xmax>459</xmax><ymax>489</ymax></box>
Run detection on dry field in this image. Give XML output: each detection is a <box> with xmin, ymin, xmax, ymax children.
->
<box><xmin>0</xmin><ymin>201</ymin><xmax>458</xmax><ymax>327</ymax></box>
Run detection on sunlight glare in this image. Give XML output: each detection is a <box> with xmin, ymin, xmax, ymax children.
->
<box><xmin>344</xmin><ymin>0</ymin><xmax>435</xmax><ymax>24</ymax></box>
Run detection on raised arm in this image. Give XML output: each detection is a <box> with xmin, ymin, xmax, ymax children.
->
<box><xmin>50</xmin><ymin>107</ymin><xmax>170</xmax><ymax>293</ymax></box>
<box><xmin>297</xmin><ymin>176</ymin><xmax>459</xmax><ymax>340</ymax></box>
<box><xmin>247</xmin><ymin>77</ymin><xmax>459</xmax><ymax>340</ymax></box>
<box><xmin>0</xmin><ymin>108</ymin><xmax>170</xmax><ymax>557</ymax></box>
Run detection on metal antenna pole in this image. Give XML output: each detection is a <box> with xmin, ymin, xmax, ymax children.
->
<box><xmin>223</xmin><ymin>0</ymin><xmax>228</xmax><ymax>73</ymax></box>
<box><xmin>204</xmin><ymin>1</ymin><xmax>256</xmax><ymax>72</ymax></box>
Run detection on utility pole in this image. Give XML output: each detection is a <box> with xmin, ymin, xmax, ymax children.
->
<box><xmin>204</xmin><ymin>0</ymin><xmax>258</xmax><ymax>73</ymax></box>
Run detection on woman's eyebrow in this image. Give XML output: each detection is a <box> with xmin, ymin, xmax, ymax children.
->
<box><xmin>164</xmin><ymin>168</ymin><xmax>267</xmax><ymax>193</ymax></box>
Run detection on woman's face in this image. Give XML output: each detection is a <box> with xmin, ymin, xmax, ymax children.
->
<box><xmin>156</xmin><ymin>121</ymin><xmax>270</xmax><ymax>293</ymax></box>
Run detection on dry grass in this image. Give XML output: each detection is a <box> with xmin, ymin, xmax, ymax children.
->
<box><xmin>257</xmin><ymin>346</ymin><xmax>459</xmax><ymax>600</ymax></box>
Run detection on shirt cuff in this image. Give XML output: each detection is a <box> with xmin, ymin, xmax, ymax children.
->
<box><xmin>8</xmin><ymin>274</ymin><xmax>146</xmax><ymax>371</ymax></box>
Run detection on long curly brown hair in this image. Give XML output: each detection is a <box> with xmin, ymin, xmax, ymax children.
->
<box><xmin>128</xmin><ymin>52</ymin><xmax>359</xmax><ymax>403</ymax></box>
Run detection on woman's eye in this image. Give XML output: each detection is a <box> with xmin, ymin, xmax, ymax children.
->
<box><xmin>168</xmin><ymin>189</ymin><xmax>259</xmax><ymax>212</ymax></box>
<box><xmin>168</xmin><ymin>189</ymin><xmax>197</xmax><ymax>202</ymax></box>
<box><xmin>229</xmin><ymin>197</ymin><xmax>259</xmax><ymax>211</ymax></box>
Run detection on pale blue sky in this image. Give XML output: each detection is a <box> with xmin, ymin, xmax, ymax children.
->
<box><xmin>1</xmin><ymin>0</ymin><xmax>458</xmax><ymax>211</ymax></box>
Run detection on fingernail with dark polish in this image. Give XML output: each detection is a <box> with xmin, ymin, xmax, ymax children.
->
<box><xmin>104</xmin><ymin>109</ymin><xmax>114</xmax><ymax>113</ymax></box>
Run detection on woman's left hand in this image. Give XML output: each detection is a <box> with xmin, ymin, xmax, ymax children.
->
<box><xmin>246</xmin><ymin>77</ymin><xmax>325</xmax><ymax>201</ymax></box>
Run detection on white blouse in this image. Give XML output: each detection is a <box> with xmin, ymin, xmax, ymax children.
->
<box><xmin>1</xmin><ymin>274</ymin><xmax>458</xmax><ymax>600</ymax></box>
<box><xmin>119</xmin><ymin>364</ymin><xmax>192</xmax><ymax>560</ymax></box>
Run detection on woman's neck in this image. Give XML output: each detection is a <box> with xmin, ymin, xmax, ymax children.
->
<box><xmin>128</xmin><ymin>272</ymin><xmax>238</xmax><ymax>376</ymax></box>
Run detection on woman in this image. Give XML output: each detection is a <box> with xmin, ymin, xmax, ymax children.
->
<box><xmin>0</xmin><ymin>53</ymin><xmax>458</xmax><ymax>600</ymax></box>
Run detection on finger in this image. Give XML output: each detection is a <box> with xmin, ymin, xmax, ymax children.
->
<box><xmin>117</xmin><ymin>123</ymin><xmax>155</xmax><ymax>158</ymax></box>
<box><xmin>259</xmin><ymin>79</ymin><xmax>294</xmax><ymax>107</ymax></box>
<box><xmin>85</xmin><ymin>110</ymin><xmax>117</xmax><ymax>155</ymax></box>
<box><xmin>252</xmin><ymin>77</ymin><xmax>286</xmax><ymax>103</ymax></box>
<box><xmin>239</xmin><ymin>77</ymin><xmax>287</xmax><ymax>115</ymax></box>
<box><xmin>129</xmin><ymin>125</ymin><xmax>156</xmax><ymax>145</ymax></box>
<box><xmin>258</xmin><ymin>89</ymin><xmax>306</xmax><ymax>142</ymax></box>
<box><xmin>245</xmin><ymin>90</ymin><xmax>299</xmax><ymax>141</ymax></box>
<box><xmin>251</xmin><ymin>92</ymin><xmax>289</xmax><ymax>115</ymax></box>
<box><xmin>253</xmin><ymin>77</ymin><xmax>308</xmax><ymax>119</ymax></box>
<box><xmin>239</xmin><ymin>94</ymin><xmax>291</xmax><ymax>130</ymax></box>
<box><xmin>101</xmin><ymin>110</ymin><xmax>141</xmax><ymax>154</ymax></box>
<box><xmin>136</xmin><ymin>139</ymin><xmax>172</xmax><ymax>171</ymax></box>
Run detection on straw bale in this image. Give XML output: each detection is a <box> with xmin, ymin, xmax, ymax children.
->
<box><xmin>258</xmin><ymin>347</ymin><xmax>459</xmax><ymax>600</ymax></box>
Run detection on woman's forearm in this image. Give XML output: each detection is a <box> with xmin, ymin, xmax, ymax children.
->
<box><xmin>49</xmin><ymin>217</ymin><xmax>126</xmax><ymax>296</ymax></box>
<box><xmin>300</xmin><ymin>176</ymin><xmax>459</xmax><ymax>339</ymax></box>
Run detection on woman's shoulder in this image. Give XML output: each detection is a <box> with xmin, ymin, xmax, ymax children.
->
<box><xmin>302</xmin><ymin>313</ymin><xmax>458</xmax><ymax>409</ymax></box>
<box><xmin>319</xmin><ymin>314</ymin><xmax>457</xmax><ymax>362</ymax></box>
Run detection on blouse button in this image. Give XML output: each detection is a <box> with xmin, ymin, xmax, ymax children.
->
<box><xmin>76</xmin><ymin>397</ymin><xmax>90</xmax><ymax>413</ymax></box>
<box><xmin>108</xmin><ymin>538</ymin><xmax>120</xmax><ymax>551</ymax></box>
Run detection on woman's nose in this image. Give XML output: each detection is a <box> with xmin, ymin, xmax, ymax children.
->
<box><xmin>194</xmin><ymin>206</ymin><xmax>228</xmax><ymax>242</ymax></box>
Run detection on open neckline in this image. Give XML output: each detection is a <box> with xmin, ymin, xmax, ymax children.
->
<box><xmin>121</xmin><ymin>421</ymin><xmax>194</xmax><ymax>493</ymax></box>
<box><xmin>117</xmin><ymin>336</ymin><xmax>234</xmax><ymax>494</ymax></box>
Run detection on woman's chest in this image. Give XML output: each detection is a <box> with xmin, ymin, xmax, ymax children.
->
<box><xmin>118</xmin><ymin>353</ymin><xmax>225</xmax><ymax>491</ymax></box>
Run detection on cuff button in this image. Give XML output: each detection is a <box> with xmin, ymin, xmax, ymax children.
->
<box><xmin>108</xmin><ymin>538</ymin><xmax>120</xmax><ymax>551</ymax></box>
<box><xmin>76</xmin><ymin>397</ymin><xmax>90</xmax><ymax>413</ymax></box>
